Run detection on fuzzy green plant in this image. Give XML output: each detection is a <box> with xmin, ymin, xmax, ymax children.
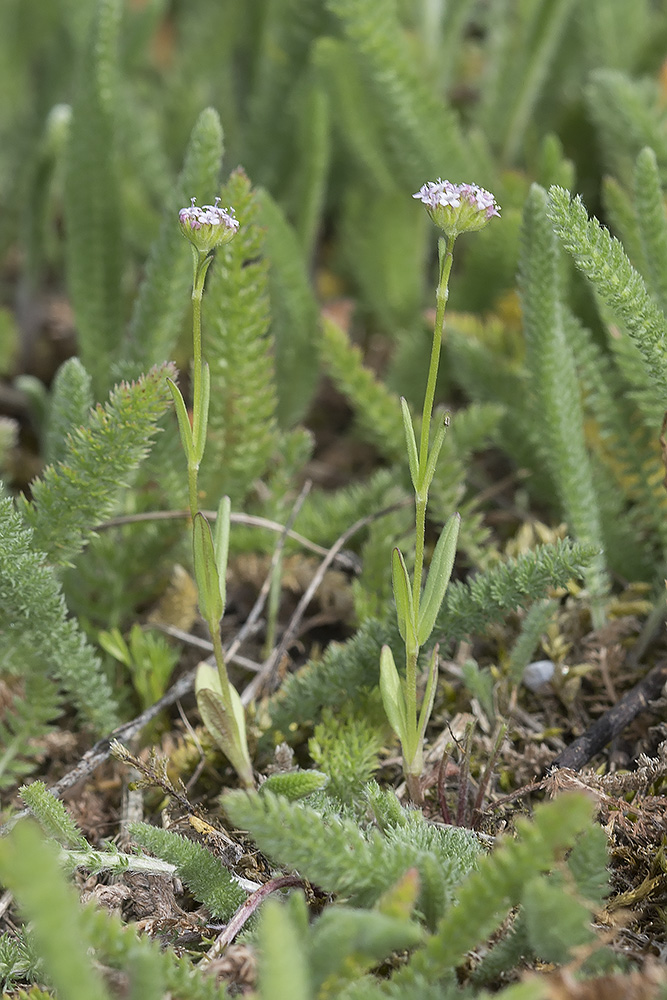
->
<box><xmin>63</xmin><ymin>0</ymin><xmax>123</xmax><ymax>401</ymax></box>
<box><xmin>0</xmin><ymin>483</ymin><xmax>119</xmax><ymax>788</ymax></box>
<box><xmin>19</xmin><ymin>363</ymin><xmax>175</xmax><ymax>567</ymax></box>
<box><xmin>128</xmin><ymin>822</ymin><xmax>246</xmax><ymax>920</ymax></box>
<box><xmin>0</xmin><ymin>818</ymin><xmax>228</xmax><ymax>1000</ymax></box>
<box><xmin>224</xmin><ymin>784</ymin><xmax>482</xmax><ymax>931</ymax></box>
<box><xmin>518</xmin><ymin>183</ymin><xmax>608</xmax><ymax>619</ymax></box>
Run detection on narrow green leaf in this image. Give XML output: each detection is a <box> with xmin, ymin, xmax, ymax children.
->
<box><xmin>391</xmin><ymin>547</ymin><xmax>416</xmax><ymax>647</ymax></box>
<box><xmin>97</xmin><ymin>627</ymin><xmax>131</xmax><ymax>668</ymax></box>
<box><xmin>416</xmin><ymin>646</ymin><xmax>439</xmax><ymax>744</ymax></box>
<box><xmin>400</xmin><ymin>397</ymin><xmax>419</xmax><ymax>488</ymax></box>
<box><xmin>418</xmin><ymin>513</ymin><xmax>460</xmax><ymax>645</ymax></box>
<box><xmin>193</xmin><ymin>513</ymin><xmax>223</xmax><ymax>625</ymax></box>
<box><xmin>193</xmin><ymin>361</ymin><xmax>210</xmax><ymax>465</ymax></box>
<box><xmin>379</xmin><ymin>644</ymin><xmax>408</xmax><ymax>743</ymax></box>
<box><xmin>422</xmin><ymin>411</ymin><xmax>449</xmax><ymax>492</ymax></box>
<box><xmin>166</xmin><ymin>377</ymin><xmax>194</xmax><ymax>463</ymax></box>
<box><xmin>195</xmin><ymin>681</ymin><xmax>252</xmax><ymax>783</ymax></box>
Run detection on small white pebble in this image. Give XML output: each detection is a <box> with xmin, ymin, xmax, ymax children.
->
<box><xmin>522</xmin><ymin>659</ymin><xmax>555</xmax><ymax>692</ymax></box>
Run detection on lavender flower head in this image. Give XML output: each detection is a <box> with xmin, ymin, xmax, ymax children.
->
<box><xmin>179</xmin><ymin>197</ymin><xmax>239</xmax><ymax>253</ymax></box>
<box><xmin>413</xmin><ymin>179</ymin><xmax>500</xmax><ymax>237</ymax></box>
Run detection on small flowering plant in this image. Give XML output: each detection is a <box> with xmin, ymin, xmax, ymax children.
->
<box><xmin>179</xmin><ymin>196</ymin><xmax>239</xmax><ymax>254</ymax></box>
<box><xmin>168</xmin><ymin>195</ymin><xmax>253</xmax><ymax>789</ymax></box>
<box><xmin>413</xmin><ymin>179</ymin><xmax>500</xmax><ymax>238</ymax></box>
<box><xmin>380</xmin><ymin>180</ymin><xmax>501</xmax><ymax>804</ymax></box>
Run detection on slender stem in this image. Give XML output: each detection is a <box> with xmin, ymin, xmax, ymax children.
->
<box><xmin>187</xmin><ymin>272</ymin><xmax>205</xmax><ymax>518</ymax></box>
<box><xmin>210</xmin><ymin>621</ymin><xmax>235</xmax><ymax>712</ymax></box>
<box><xmin>412</xmin><ymin>235</ymin><xmax>455</xmax><ymax>608</ymax></box>
<box><xmin>404</xmin><ymin>644</ymin><xmax>419</xmax><ymax>750</ymax></box>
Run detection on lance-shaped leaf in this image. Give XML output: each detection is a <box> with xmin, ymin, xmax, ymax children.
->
<box><xmin>379</xmin><ymin>645</ymin><xmax>408</xmax><ymax>744</ymax></box>
<box><xmin>392</xmin><ymin>547</ymin><xmax>416</xmax><ymax>649</ymax></box>
<box><xmin>416</xmin><ymin>645</ymin><xmax>439</xmax><ymax>746</ymax></box>
<box><xmin>193</xmin><ymin>513</ymin><xmax>223</xmax><ymax>626</ymax></box>
<box><xmin>417</xmin><ymin>513</ymin><xmax>460</xmax><ymax>645</ymax></box>
<box><xmin>400</xmin><ymin>397</ymin><xmax>419</xmax><ymax>489</ymax></box>
<box><xmin>167</xmin><ymin>377</ymin><xmax>194</xmax><ymax>464</ymax></box>
<box><xmin>196</xmin><ymin>662</ymin><xmax>253</xmax><ymax>786</ymax></box>
<box><xmin>422</xmin><ymin>410</ymin><xmax>449</xmax><ymax>492</ymax></box>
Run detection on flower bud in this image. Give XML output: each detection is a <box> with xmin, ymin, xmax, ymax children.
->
<box><xmin>178</xmin><ymin>196</ymin><xmax>239</xmax><ymax>253</ymax></box>
<box><xmin>413</xmin><ymin>179</ymin><xmax>500</xmax><ymax>237</ymax></box>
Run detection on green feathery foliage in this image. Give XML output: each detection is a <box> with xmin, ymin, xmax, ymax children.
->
<box><xmin>339</xmin><ymin>186</ymin><xmax>428</xmax><ymax>338</ymax></box>
<box><xmin>518</xmin><ymin>183</ymin><xmax>608</xmax><ymax>609</ymax></box>
<box><xmin>0</xmin><ymin>484</ymin><xmax>119</xmax><ymax>737</ymax></box>
<box><xmin>326</xmin><ymin>0</ymin><xmax>476</xmax><ymax>188</ymax></box>
<box><xmin>260</xmin><ymin>189</ymin><xmax>320</xmax><ymax>428</ymax></box>
<box><xmin>260</xmin><ymin>770</ymin><xmax>330</xmax><ymax>801</ymax></box>
<box><xmin>445</xmin><ymin>323</ymin><xmax>556</xmax><ymax>507</ymax></box>
<box><xmin>0</xmin><ymin>926</ymin><xmax>41</xmax><ymax>993</ymax></box>
<box><xmin>562</xmin><ymin>309</ymin><xmax>667</xmax><ymax>576</ymax></box>
<box><xmin>428</xmin><ymin>403</ymin><xmax>501</xmax><ymax>567</ymax></box>
<box><xmin>124</xmin><ymin>107</ymin><xmax>224</xmax><ymax>377</ymax></box>
<box><xmin>286</xmin><ymin>68</ymin><xmax>331</xmax><ymax>262</ymax></box>
<box><xmin>43</xmin><ymin>358</ymin><xmax>93</xmax><ymax>467</ymax></box>
<box><xmin>244</xmin><ymin>0</ymin><xmax>330</xmax><ymax>194</ymax></box>
<box><xmin>257</xmin><ymin>890</ymin><xmax>423</xmax><ymax>1000</ymax></box>
<box><xmin>63</xmin><ymin>0</ymin><xmax>123</xmax><ymax>399</ymax></box>
<box><xmin>199</xmin><ymin>169</ymin><xmax>278</xmax><ymax>507</ymax></box>
<box><xmin>321</xmin><ymin>316</ymin><xmax>403</xmax><ymax>460</ymax></box>
<box><xmin>223</xmin><ymin>787</ymin><xmax>481</xmax><ymax>928</ymax></box>
<box><xmin>353</xmin><ymin>503</ymin><xmax>413</xmax><ymax>622</ymax></box>
<box><xmin>476</xmin><ymin>0</ymin><xmax>577</xmax><ymax>165</ymax></box>
<box><xmin>311</xmin><ymin>36</ymin><xmax>396</xmax><ymax>193</ymax></box>
<box><xmin>0</xmin><ymin>676</ymin><xmax>60</xmax><ymax>793</ymax></box>
<box><xmin>19</xmin><ymin>781</ymin><xmax>88</xmax><ymax>852</ymax></box>
<box><xmin>269</xmin><ymin>539</ymin><xmax>595</xmax><ymax>738</ymax></box>
<box><xmin>267</xmin><ymin>616</ymin><xmax>398</xmax><ymax>739</ymax></box>
<box><xmin>602</xmin><ymin>174</ymin><xmax>647</xmax><ymax>272</ymax></box>
<box><xmin>0</xmin><ymin>821</ymin><xmax>112</xmax><ymax>1000</ymax></box>
<box><xmin>21</xmin><ymin>362</ymin><xmax>175</xmax><ymax>567</ymax></box>
<box><xmin>506</xmin><ymin>599</ymin><xmax>558</xmax><ymax>687</ymax></box>
<box><xmin>309</xmin><ymin>707</ymin><xmax>385</xmax><ymax>809</ymax></box>
<box><xmin>436</xmin><ymin>538</ymin><xmax>596</xmax><ymax>643</ymax></box>
<box><xmin>389</xmin><ymin>793</ymin><xmax>599</xmax><ymax>991</ymax></box>
<box><xmin>84</xmin><ymin>903</ymin><xmax>228</xmax><ymax>1000</ymax></box>
<box><xmin>0</xmin><ymin>820</ymin><xmax>228</xmax><ymax>1000</ymax></box>
<box><xmin>585</xmin><ymin>69</ymin><xmax>667</xmax><ymax>187</ymax></box>
<box><xmin>128</xmin><ymin>823</ymin><xmax>245</xmax><ymax>920</ymax></box>
<box><xmin>633</xmin><ymin>146</ymin><xmax>667</xmax><ymax>317</ymax></box>
<box><xmin>577</xmin><ymin>0</ymin><xmax>652</xmax><ymax>72</ymax></box>
<box><xmin>547</xmin><ymin>184</ymin><xmax>667</xmax><ymax>404</ymax></box>
<box><xmin>292</xmin><ymin>468</ymin><xmax>400</xmax><ymax>549</ymax></box>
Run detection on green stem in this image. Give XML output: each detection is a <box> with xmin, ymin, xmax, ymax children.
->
<box><xmin>404</xmin><ymin>643</ymin><xmax>419</xmax><ymax>752</ymax></box>
<box><xmin>187</xmin><ymin>251</ymin><xmax>212</xmax><ymax>519</ymax></box>
<box><xmin>412</xmin><ymin>235</ymin><xmax>455</xmax><ymax>608</ymax></box>
<box><xmin>210</xmin><ymin>622</ymin><xmax>235</xmax><ymax>712</ymax></box>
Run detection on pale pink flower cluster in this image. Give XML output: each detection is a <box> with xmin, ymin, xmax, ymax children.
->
<box><xmin>413</xmin><ymin>180</ymin><xmax>500</xmax><ymax>220</ymax></box>
<box><xmin>179</xmin><ymin>196</ymin><xmax>239</xmax><ymax>233</ymax></box>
